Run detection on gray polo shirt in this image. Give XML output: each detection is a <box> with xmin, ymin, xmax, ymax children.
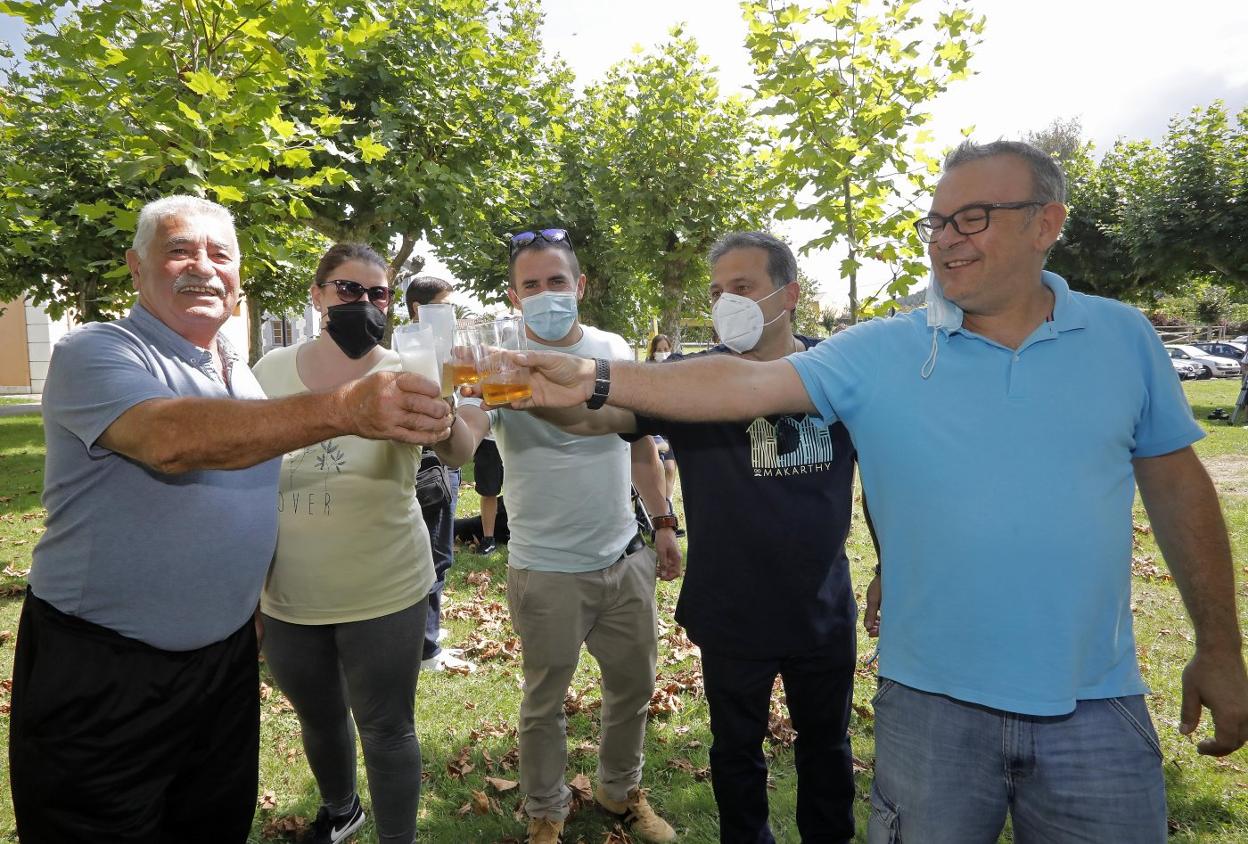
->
<box><xmin>30</xmin><ymin>304</ymin><xmax>280</xmax><ymax>651</ymax></box>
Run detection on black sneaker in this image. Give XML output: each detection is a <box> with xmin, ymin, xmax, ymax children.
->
<box><xmin>303</xmin><ymin>796</ymin><xmax>366</xmax><ymax>844</ymax></box>
<box><xmin>477</xmin><ymin>538</ymin><xmax>497</xmax><ymax>555</ymax></box>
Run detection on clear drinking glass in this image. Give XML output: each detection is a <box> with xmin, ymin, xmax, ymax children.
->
<box><xmin>450</xmin><ymin>322</ymin><xmax>485</xmax><ymax>386</ymax></box>
<box><xmin>417</xmin><ymin>303</ymin><xmax>456</xmax><ymax>399</ymax></box>
<box><xmin>391</xmin><ymin>323</ymin><xmax>442</xmax><ymax>390</ymax></box>
<box><xmin>479</xmin><ymin>315</ymin><xmax>532</xmax><ymax>404</ymax></box>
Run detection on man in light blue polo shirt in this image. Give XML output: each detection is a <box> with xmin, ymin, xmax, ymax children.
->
<box><xmin>8</xmin><ymin>196</ymin><xmax>455</xmax><ymax>843</ymax></box>
<box><xmin>512</xmin><ymin>141</ymin><xmax>1248</xmax><ymax>842</ymax></box>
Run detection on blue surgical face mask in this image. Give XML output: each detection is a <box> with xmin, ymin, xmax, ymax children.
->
<box><xmin>521</xmin><ymin>291</ymin><xmax>579</xmax><ymax>342</ymax></box>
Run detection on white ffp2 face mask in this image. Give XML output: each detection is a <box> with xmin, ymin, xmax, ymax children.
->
<box><xmin>652</xmin><ymin>351</ymin><xmax>670</xmax><ymax>362</ymax></box>
<box><xmin>712</xmin><ymin>286</ymin><xmax>786</xmax><ymax>354</ymax></box>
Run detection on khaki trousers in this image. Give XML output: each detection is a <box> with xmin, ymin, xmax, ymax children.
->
<box><xmin>507</xmin><ymin>546</ymin><xmax>659</xmax><ymax>821</ymax></box>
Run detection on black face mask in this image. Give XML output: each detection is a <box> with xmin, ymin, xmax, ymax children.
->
<box><xmin>324</xmin><ymin>302</ymin><xmax>386</xmax><ymax>359</ymax></box>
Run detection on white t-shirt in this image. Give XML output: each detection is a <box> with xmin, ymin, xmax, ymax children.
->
<box><xmin>252</xmin><ymin>344</ymin><xmax>434</xmax><ymax>624</ymax></box>
<box><xmin>487</xmin><ymin>324</ymin><xmax>637</xmax><ymax>573</ymax></box>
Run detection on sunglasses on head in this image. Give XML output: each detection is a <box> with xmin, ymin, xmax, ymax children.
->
<box><xmin>508</xmin><ymin>228</ymin><xmax>569</xmax><ymax>256</ymax></box>
<box><xmin>317</xmin><ymin>279</ymin><xmax>394</xmax><ymax>306</ymax></box>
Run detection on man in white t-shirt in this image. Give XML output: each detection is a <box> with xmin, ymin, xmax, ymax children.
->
<box><xmin>459</xmin><ymin>229</ymin><xmax>681</xmax><ymax>844</ymax></box>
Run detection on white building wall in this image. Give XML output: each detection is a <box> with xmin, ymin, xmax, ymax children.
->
<box><xmin>24</xmin><ymin>299</ymin><xmax>75</xmax><ymax>395</ymax></box>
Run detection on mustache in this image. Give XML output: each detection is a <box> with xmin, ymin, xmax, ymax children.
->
<box><xmin>172</xmin><ymin>273</ymin><xmax>227</xmax><ymax>298</ymax></box>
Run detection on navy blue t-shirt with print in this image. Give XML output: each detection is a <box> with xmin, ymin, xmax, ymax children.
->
<box><xmin>632</xmin><ymin>336</ymin><xmax>857</xmax><ymax>658</ymax></box>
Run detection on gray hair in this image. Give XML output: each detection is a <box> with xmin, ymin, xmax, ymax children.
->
<box><xmin>943</xmin><ymin>140</ymin><xmax>1066</xmax><ymax>204</ymax></box>
<box><xmin>133</xmin><ymin>195</ymin><xmax>236</xmax><ymax>256</ymax></box>
<box><xmin>708</xmin><ymin>231</ymin><xmax>798</xmax><ymax>289</ymax></box>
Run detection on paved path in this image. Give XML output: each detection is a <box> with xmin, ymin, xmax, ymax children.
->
<box><xmin>0</xmin><ymin>402</ymin><xmax>41</xmax><ymax>417</ymax></box>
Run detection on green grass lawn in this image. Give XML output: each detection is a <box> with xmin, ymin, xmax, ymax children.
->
<box><xmin>2</xmin><ymin>380</ymin><xmax>1248</xmax><ymax>842</ymax></box>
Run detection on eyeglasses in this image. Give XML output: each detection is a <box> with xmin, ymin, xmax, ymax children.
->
<box><xmin>508</xmin><ymin>228</ymin><xmax>570</xmax><ymax>255</ymax></box>
<box><xmin>914</xmin><ymin>201</ymin><xmax>1045</xmax><ymax>243</ymax></box>
<box><xmin>316</xmin><ymin>279</ymin><xmax>394</xmax><ymax>306</ymax></box>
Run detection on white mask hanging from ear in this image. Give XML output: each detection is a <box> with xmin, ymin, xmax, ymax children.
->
<box><xmin>712</xmin><ymin>286</ymin><xmax>787</xmax><ymax>354</ymax></box>
<box><xmin>921</xmin><ymin>271</ymin><xmax>964</xmax><ymax>379</ymax></box>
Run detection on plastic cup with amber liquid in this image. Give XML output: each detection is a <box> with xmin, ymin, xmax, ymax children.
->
<box><xmin>479</xmin><ymin>315</ymin><xmax>532</xmax><ymax>405</ymax></box>
<box><xmin>449</xmin><ymin>322</ymin><xmax>485</xmax><ymax>388</ymax></box>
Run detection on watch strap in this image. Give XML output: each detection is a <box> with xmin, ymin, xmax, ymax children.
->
<box><xmin>652</xmin><ymin>513</ymin><xmax>679</xmax><ymax>532</ymax></box>
<box><xmin>586</xmin><ymin>357</ymin><xmax>610</xmax><ymax>410</ymax></box>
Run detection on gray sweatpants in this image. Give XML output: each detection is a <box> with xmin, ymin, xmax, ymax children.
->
<box><xmin>507</xmin><ymin>547</ymin><xmax>659</xmax><ymax>821</ymax></box>
<box><xmin>261</xmin><ymin>599</ymin><xmax>427</xmax><ymax>844</ymax></box>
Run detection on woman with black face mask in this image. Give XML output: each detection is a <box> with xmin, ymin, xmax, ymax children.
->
<box><xmin>250</xmin><ymin>243</ymin><xmax>480</xmax><ymax>844</ymax></box>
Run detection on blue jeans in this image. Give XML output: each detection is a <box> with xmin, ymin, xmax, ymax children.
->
<box><xmin>869</xmin><ymin>679</ymin><xmax>1167</xmax><ymax>843</ymax></box>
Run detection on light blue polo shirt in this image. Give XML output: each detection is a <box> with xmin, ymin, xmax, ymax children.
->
<box><xmin>788</xmin><ymin>272</ymin><xmax>1203</xmax><ymax>715</ymax></box>
<box><xmin>31</xmin><ymin>304</ymin><xmax>280</xmax><ymax>651</ymax></box>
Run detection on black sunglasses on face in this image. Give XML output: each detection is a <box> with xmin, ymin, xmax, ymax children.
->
<box><xmin>914</xmin><ymin>201</ymin><xmax>1045</xmax><ymax>243</ymax></box>
<box><xmin>317</xmin><ymin>279</ymin><xmax>394</xmax><ymax>306</ymax></box>
<box><xmin>508</xmin><ymin>228</ymin><xmax>570</xmax><ymax>255</ymax></box>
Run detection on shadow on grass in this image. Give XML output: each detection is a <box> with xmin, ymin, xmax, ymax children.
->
<box><xmin>1189</xmin><ymin>399</ymin><xmax>1244</xmax><ymax>427</ymax></box>
<box><xmin>1164</xmin><ymin>763</ymin><xmax>1248</xmax><ymax>838</ymax></box>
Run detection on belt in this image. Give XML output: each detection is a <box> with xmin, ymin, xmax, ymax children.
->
<box><xmin>617</xmin><ymin>532</ymin><xmax>646</xmax><ymax>562</ymax></box>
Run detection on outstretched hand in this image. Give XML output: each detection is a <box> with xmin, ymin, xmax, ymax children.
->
<box><xmin>342</xmin><ymin>371</ymin><xmax>453</xmax><ymax>445</ymax></box>
<box><xmin>1180</xmin><ymin>647</ymin><xmax>1248</xmax><ymax>756</ymax></box>
<box><xmin>506</xmin><ymin>351</ymin><xmax>596</xmax><ymax>410</ymax></box>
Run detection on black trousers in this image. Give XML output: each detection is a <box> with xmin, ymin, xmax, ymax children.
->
<box><xmin>8</xmin><ymin>589</ymin><xmax>260</xmax><ymax>844</ymax></box>
<box><xmin>700</xmin><ymin>632</ymin><xmax>857</xmax><ymax>844</ymax></box>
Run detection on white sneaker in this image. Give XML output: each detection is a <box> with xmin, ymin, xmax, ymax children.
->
<box><xmin>421</xmin><ymin>650</ymin><xmax>477</xmax><ymax>673</ymax></box>
<box><xmin>436</xmin><ymin>627</ymin><xmax>449</xmax><ymax>643</ymax></box>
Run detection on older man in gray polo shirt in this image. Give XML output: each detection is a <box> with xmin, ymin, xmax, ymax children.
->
<box><xmin>7</xmin><ymin>196</ymin><xmax>456</xmax><ymax>844</ymax></box>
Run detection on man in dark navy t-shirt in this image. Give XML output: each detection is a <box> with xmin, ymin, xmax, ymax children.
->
<box><xmin>524</xmin><ymin>231</ymin><xmax>868</xmax><ymax>844</ymax></box>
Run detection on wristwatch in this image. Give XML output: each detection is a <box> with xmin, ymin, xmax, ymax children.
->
<box><xmin>652</xmin><ymin>513</ymin><xmax>679</xmax><ymax>532</ymax></box>
<box><xmin>586</xmin><ymin>357</ymin><xmax>611</xmax><ymax>410</ymax></box>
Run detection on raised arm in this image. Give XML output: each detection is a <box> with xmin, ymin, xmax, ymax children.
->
<box><xmin>527</xmin><ymin>403</ymin><xmax>638</xmax><ymax>436</ymax></box>
<box><xmin>431</xmin><ymin>402</ymin><xmax>490</xmax><ymax>468</ymax></box>
<box><xmin>99</xmin><ymin>371</ymin><xmax>451</xmax><ymax>475</ymax></box>
<box><xmin>1134</xmin><ymin>446</ymin><xmax>1248</xmax><ymax>756</ymax></box>
<box><xmin>515</xmin><ymin>352</ymin><xmax>815</xmax><ymax>422</ymax></box>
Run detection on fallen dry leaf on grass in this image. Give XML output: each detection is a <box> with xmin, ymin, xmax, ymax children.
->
<box><xmin>486</xmin><ymin>776</ymin><xmax>519</xmax><ymax>792</ymax></box>
<box><xmin>471</xmin><ymin>789</ymin><xmax>496</xmax><ymax>814</ymax></box>
<box><xmin>447</xmin><ymin>746</ymin><xmax>474</xmax><ymax>779</ymax></box>
<box><xmin>667</xmin><ymin>757</ymin><xmax>710</xmax><ymax>781</ymax></box>
<box><xmin>260</xmin><ymin>814</ymin><xmax>305</xmax><ymax>839</ymax></box>
<box><xmin>469</xmin><ymin>719</ymin><xmax>516</xmax><ymax>743</ymax></box>
<box><xmin>258</xmin><ymin>790</ymin><xmax>277</xmax><ymax>810</ymax></box>
<box><xmin>569</xmin><ymin>772</ymin><xmax>593</xmax><ymax>802</ymax></box>
<box><xmin>565</xmin><ymin>685</ymin><xmax>603</xmax><ymax>717</ymax></box>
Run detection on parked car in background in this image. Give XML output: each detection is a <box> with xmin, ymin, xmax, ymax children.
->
<box><xmin>1171</xmin><ymin>359</ymin><xmax>1201</xmax><ymax>380</ymax></box>
<box><xmin>1192</xmin><ymin>341</ymin><xmax>1246</xmax><ymax>361</ymax></box>
<box><xmin>1164</xmin><ymin>344</ymin><xmax>1241</xmax><ymax>379</ymax></box>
